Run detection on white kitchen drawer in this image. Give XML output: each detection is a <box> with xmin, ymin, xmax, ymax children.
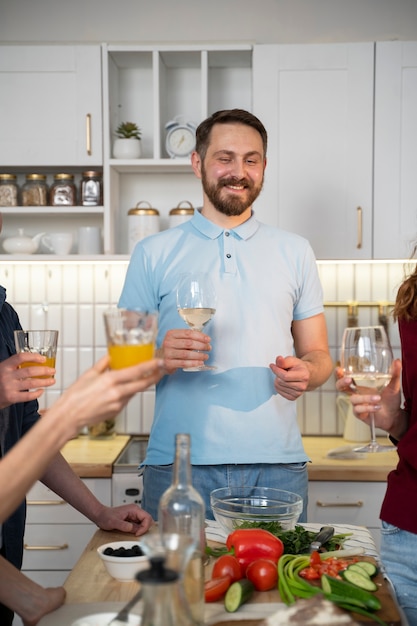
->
<box><xmin>26</xmin><ymin>478</ymin><xmax>111</xmax><ymax>523</ymax></box>
<box><xmin>22</xmin><ymin>524</ymin><xmax>95</xmax><ymax>571</ymax></box>
<box><xmin>307</xmin><ymin>481</ymin><xmax>386</xmax><ymax>527</ymax></box>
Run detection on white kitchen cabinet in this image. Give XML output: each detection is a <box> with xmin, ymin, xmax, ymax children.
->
<box><xmin>374</xmin><ymin>41</ymin><xmax>417</xmax><ymax>259</ymax></box>
<box><xmin>0</xmin><ymin>45</ymin><xmax>102</xmax><ymax>166</ymax></box>
<box><xmin>101</xmin><ymin>44</ymin><xmax>252</xmax><ymax>254</ymax></box>
<box><xmin>21</xmin><ymin>478</ymin><xmax>111</xmax><ymax>586</ymax></box>
<box><xmin>307</xmin><ymin>481</ymin><xmax>386</xmax><ymax>551</ymax></box>
<box><xmin>253</xmin><ymin>43</ymin><xmax>375</xmax><ymax>260</ymax></box>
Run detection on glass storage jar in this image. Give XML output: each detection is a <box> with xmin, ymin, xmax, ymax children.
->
<box><xmin>22</xmin><ymin>174</ymin><xmax>48</xmax><ymax>206</ymax></box>
<box><xmin>80</xmin><ymin>170</ymin><xmax>102</xmax><ymax>206</ymax></box>
<box><xmin>50</xmin><ymin>173</ymin><xmax>77</xmax><ymax>206</ymax></box>
<box><xmin>0</xmin><ymin>174</ymin><xmax>19</xmax><ymax>206</ymax></box>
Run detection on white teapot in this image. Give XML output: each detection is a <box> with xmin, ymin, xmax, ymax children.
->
<box><xmin>2</xmin><ymin>229</ymin><xmax>45</xmax><ymax>254</ymax></box>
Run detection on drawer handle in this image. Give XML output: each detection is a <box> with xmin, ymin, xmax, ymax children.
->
<box><xmin>24</xmin><ymin>543</ymin><xmax>69</xmax><ymax>551</ymax></box>
<box><xmin>316</xmin><ymin>500</ymin><xmax>363</xmax><ymax>508</ymax></box>
<box><xmin>86</xmin><ymin>113</ymin><xmax>92</xmax><ymax>155</ymax></box>
<box><xmin>356</xmin><ymin>206</ymin><xmax>363</xmax><ymax>249</ymax></box>
<box><xmin>27</xmin><ymin>499</ymin><xmax>66</xmax><ymax>506</ymax></box>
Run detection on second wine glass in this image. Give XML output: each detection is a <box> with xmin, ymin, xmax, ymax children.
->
<box><xmin>176</xmin><ymin>272</ymin><xmax>216</xmax><ymax>372</ymax></box>
<box><xmin>340</xmin><ymin>325</ymin><xmax>395</xmax><ymax>453</ymax></box>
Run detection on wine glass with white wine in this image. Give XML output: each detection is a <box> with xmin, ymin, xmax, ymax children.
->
<box><xmin>176</xmin><ymin>272</ymin><xmax>216</xmax><ymax>372</ymax></box>
<box><xmin>340</xmin><ymin>325</ymin><xmax>395</xmax><ymax>453</ymax></box>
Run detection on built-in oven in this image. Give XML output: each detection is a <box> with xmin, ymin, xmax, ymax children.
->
<box><xmin>112</xmin><ymin>437</ymin><xmax>148</xmax><ymax>507</ymax></box>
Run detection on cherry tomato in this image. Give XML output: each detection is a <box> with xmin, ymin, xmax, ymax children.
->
<box><xmin>212</xmin><ymin>554</ymin><xmax>242</xmax><ymax>582</ymax></box>
<box><xmin>246</xmin><ymin>558</ymin><xmax>278</xmax><ymax>591</ymax></box>
<box><xmin>204</xmin><ymin>576</ymin><xmax>232</xmax><ymax>602</ymax></box>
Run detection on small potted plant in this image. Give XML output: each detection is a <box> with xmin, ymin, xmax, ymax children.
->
<box><xmin>113</xmin><ymin>121</ymin><xmax>142</xmax><ymax>159</ymax></box>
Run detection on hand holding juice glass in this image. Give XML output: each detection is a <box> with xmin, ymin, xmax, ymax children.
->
<box><xmin>103</xmin><ymin>309</ymin><xmax>158</xmax><ymax>370</ymax></box>
<box><xmin>14</xmin><ymin>330</ymin><xmax>58</xmax><ymax>379</ymax></box>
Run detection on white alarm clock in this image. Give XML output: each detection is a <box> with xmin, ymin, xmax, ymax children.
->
<box><xmin>165</xmin><ymin>117</ymin><xmax>197</xmax><ymax>158</ymax></box>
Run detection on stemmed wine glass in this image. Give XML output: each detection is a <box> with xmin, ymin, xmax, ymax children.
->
<box><xmin>176</xmin><ymin>272</ymin><xmax>217</xmax><ymax>372</ymax></box>
<box><xmin>340</xmin><ymin>325</ymin><xmax>395</xmax><ymax>453</ymax></box>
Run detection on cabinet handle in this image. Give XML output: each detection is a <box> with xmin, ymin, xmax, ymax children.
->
<box><xmin>356</xmin><ymin>206</ymin><xmax>362</xmax><ymax>249</ymax></box>
<box><xmin>24</xmin><ymin>543</ymin><xmax>69</xmax><ymax>551</ymax></box>
<box><xmin>316</xmin><ymin>500</ymin><xmax>363</xmax><ymax>508</ymax></box>
<box><xmin>27</xmin><ymin>499</ymin><xmax>66</xmax><ymax>506</ymax></box>
<box><xmin>86</xmin><ymin>113</ymin><xmax>92</xmax><ymax>155</ymax></box>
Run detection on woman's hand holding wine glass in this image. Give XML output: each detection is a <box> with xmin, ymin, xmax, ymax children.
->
<box><xmin>176</xmin><ymin>272</ymin><xmax>217</xmax><ymax>372</ymax></box>
<box><xmin>340</xmin><ymin>325</ymin><xmax>395</xmax><ymax>453</ymax></box>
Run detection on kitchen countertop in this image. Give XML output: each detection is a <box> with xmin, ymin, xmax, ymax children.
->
<box><xmin>60</xmin><ymin>434</ymin><xmax>130</xmax><ymax>478</ymax></box>
<box><xmin>58</xmin><ymin>435</ymin><xmax>398</xmax><ymax>481</ymax></box>
<box><xmin>303</xmin><ymin>436</ymin><xmax>398</xmax><ymax>482</ymax></box>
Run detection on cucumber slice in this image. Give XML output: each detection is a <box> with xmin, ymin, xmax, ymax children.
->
<box><xmin>342</xmin><ymin>568</ymin><xmax>378</xmax><ymax>592</ymax></box>
<box><xmin>346</xmin><ymin>563</ymin><xmax>374</xmax><ymax>578</ymax></box>
<box><xmin>354</xmin><ymin>560</ymin><xmax>378</xmax><ymax>578</ymax></box>
<box><xmin>224</xmin><ymin>579</ymin><xmax>255</xmax><ymax>613</ymax></box>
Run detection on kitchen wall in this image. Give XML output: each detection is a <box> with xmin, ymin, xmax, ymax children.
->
<box><xmin>1</xmin><ymin>0</ymin><xmax>417</xmax><ymax>45</ymax></box>
<box><xmin>0</xmin><ymin>258</ymin><xmax>408</xmax><ymax>436</ymax></box>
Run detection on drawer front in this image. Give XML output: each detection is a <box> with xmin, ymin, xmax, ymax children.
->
<box><xmin>307</xmin><ymin>481</ymin><xmax>386</xmax><ymax>527</ymax></box>
<box><xmin>26</xmin><ymin>478</ymin><xmax>111</xmax><ymax>523</ymax></box>
<box><xmin>22</xmin><ymin>524</ymin><xmax>94</xmax><ymax>570</ymax></box>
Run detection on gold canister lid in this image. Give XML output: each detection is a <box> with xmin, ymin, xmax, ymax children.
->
<box><xmin>0</xmin><ymin>173</ymin><xmax>17</xmax><ymax>180</ymax></box>
<box><xmin>169</xmin><ymin>201</ymin><xmax>194</xmax><ymax>215</ymax></box>
<box><xmin>26</xmin><ymin>174</ymin><xmax>47</xmax><ymax>180</ymax></box>
<box><xmin>53</xmin><ymin>173</ymin><xmax>74</xmax><ymax>180</ymax></box>
<box><xmin>128</xmin><ymin>201</ymin><xmax>159</xmax><ymax>216</ymax></box>
<box><xmin>82</xmin><ymin>170</ymin><xmax>102</xmax><ymax>177</ymax></box>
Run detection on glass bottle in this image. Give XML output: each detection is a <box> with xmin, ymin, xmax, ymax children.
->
<box><xmin>0</xmin><ymin>174</ymin><xmax>19</xmax><ymax>206</ymax></box>
<box><xmin>158</xmin><ymin>433</ymin><xmax>205</xmax><ymax>625</ymax></box>
<box><xmin>80</xmin><ymin>170</ymin><xmax>102</xmax><ymax>206</ymax></box>
<box><xmin>22</xmin><ymin>174</ymin><xmax>48</xmax><ymax>206</ymax></box>
<box><xmin>136</xmin><ymin>556</ymin><xmax>196</xmax><ymax>626</ymax></box>
<box><xmin>49</xmin><ymin>173</ymin><xmax>76</xmax><ymax>206</ymax></box>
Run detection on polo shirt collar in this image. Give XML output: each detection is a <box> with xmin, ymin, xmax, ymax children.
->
<box><xmin>191</xmin><ymin>208</ymin><xmax>259</xmax><ymax>240</ymax></box>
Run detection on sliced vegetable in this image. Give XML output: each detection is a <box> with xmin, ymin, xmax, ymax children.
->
<box><xmin>224</xmin><ymin>579</ymin><xmax>255</xmax><ymax>612</ymax></box>
<box><xmin>354</xmin><ymin>560</ymin><xmax>378</xmax><ymax>578</ymax></box>
<box><xmin>204</xmin><ymin>576</ymin><xmax>232</xmax><ymax>602</ymax></box>
<box><xmin>212</xmin><ymin>554</ymin><xmax>242</xmax><ymax>582</ymax></box>
<box><xmin>225</xmin><ymin>528</ymin><xmax>284</xmax><ymax>572</ymax></box>
<box><xmin>321</xmin><ymin>574</ymin><xmax>381</xmax><ymax>611</ymax></box>
<box><xmin>246</xmin><ymin>558</ymin><xmax>278</xmax><ymax>591</ymax></box>
<box><xmin>341</xmin><ymin>567</ymin><xmax>378</xmax><ymax>592</ymax></box>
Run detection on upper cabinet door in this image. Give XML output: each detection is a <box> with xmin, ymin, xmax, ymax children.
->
<box><xmin>374</xmin><ymin>42</ymin><xmax>417</xmax><ymax>260</ymax></box>
<box><xmin>253</xmin><ymin>43</ymin><xmax>374</xmax><ymax>259</ymax></box>
<box><xmin>0</xmin><ymin>45</ymin><xmax>102</xmax><ymax>166</ymax></box>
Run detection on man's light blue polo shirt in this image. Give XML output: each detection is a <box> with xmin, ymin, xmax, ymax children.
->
<box><xmin>119</xmin><ymin>209</ymin><xmax>324</xmax><ymax>466</ymax></box>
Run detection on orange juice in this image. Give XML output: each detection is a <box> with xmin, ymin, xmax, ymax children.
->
<box><xmin>19</xmin><ymin>357</ymin><xmax>56</xmax><ymax>378</ymax></box>
<box><xmin>108</xmin><ymin>343</ymin><xmax>155</xmax><ymax>370</ymax></box>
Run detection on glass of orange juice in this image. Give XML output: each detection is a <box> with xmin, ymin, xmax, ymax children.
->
<box><xmin>103</xmin><ymin>308</ymin><xmax>158</xmax><ymax>370</ymax></box>
<box><xmin>14</xmin><ymin>330</ymin><xmax>59</xmax><ymax>378</ymax></box>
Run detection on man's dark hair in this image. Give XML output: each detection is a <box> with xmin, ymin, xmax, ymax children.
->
<box><xmin>195</xmin><ymin>109</ymin><xmax>268</xmax><ymax>160</ymax></box>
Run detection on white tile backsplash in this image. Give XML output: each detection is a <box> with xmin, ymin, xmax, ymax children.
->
<box><xmin>0</xmin><ymin>259</ymin><xmax>406</xmax><ymax>435</ymax></box>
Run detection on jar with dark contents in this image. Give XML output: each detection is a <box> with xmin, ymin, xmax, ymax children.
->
<box><xmin>80</xmin><ymin>170</ymin><xmax>102</xmax><ymax>206</ymax></box>
<box><xmin>22</xmin><ymin>174</ymin><xmax>48</xmax><ymax>206</ymax></box>
<box><xmin>50</xmin><ymin>174</ymin><xmax>77</xmax><ymax>206</ymax></box>
<box><xmin>0</xmin><ymin>174</ymin><xmax>19</xmax><ymax>206</ymax></box>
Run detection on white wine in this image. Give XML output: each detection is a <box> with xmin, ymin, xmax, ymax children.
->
<box><xmin>178</xmin><ymin>307</ymin><xmax>215</xmax><ymax>330</ymax></box>
<box><xmin>351</xmin><ymin>373</ymin><xmax>392</xmax><ymax>394</ymax></box>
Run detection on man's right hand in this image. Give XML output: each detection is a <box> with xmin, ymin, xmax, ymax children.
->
<box><xmin>0</xmin><ymin>353</ymin><xmax>56</xmax><ymax>408</ymax></box>
<box><xmin>157</xmin><ymin>328</ymin><xmax>212</xmax><ymax>374</ymax></box>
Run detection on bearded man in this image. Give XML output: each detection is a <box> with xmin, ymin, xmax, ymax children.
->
<box><xmin>119</xmin><ymin>109</ymin><xmax>332</xmax><ymax>520</ymax></box>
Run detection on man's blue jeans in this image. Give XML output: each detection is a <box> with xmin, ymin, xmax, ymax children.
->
<box><xmin>142</xmin><ymin>462</ymin><xmax>308</xmax><ymax>522</ymax></box>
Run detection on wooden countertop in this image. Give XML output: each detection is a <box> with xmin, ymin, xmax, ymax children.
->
<box><xmin>60</xmin><ymin>434</ymin><xmax>130</xmax><ymax>478</ymax></box>
<box><xmin>303</xmin><ymin>436</ymin><xmax>398</xmax><ymax>482</ymax></box>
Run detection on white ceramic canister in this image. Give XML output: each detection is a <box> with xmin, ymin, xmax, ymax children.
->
<box><xmin>337</xmin><ymin>395</ymin><xmax>371</xmax><ymax>443</ymax></box>
<box><xmin>128</xmin><ymin>201</ymin><xmax>160</xmax><ymax>253</ymax></box>
<box><xmin>169</xmin><ymin>201</ymin><xmax>195</xmax><ymax>228</ymax></box>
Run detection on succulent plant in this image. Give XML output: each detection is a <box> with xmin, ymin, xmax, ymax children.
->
<box><xmin>115</xmin><ymin>122</ymin><xmax>141</xmax><ymax>140</ymax></box>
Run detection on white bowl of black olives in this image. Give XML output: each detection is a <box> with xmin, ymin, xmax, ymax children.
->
<box><xmin>97</xmin><ymin>540</ymin><xmax>149</xmax><ymax>582</ymax></box>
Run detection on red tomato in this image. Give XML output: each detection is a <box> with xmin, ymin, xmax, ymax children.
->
<box><xmin>204</xmin><ymin>576</ymin><xmax>232</xmax><ymax>602</ymax></box>
<box><xmin>246</xmin><ymin>558</ymin><xmax>278</xmax><ymax>591</ymax></box>
<box><xmin>299</xmin><ymin>553</ymin><xmax>358</xmax><ymax>581</ymax></box>
<box><xmin>212</xmin><ymin>555</ymin><xmax>242</xmax><ymax>582</ymax></box>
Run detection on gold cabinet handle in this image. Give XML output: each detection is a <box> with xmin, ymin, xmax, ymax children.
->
<box><xmin>27</xmin><ymin>499</ymin><xmax>66</xmax><ymax>506</ymax></box>
<box><xmin>24</xmin><ymin>543</ymin><xmax>69</xmax><ymax>551</ymax></box>
<box><xmin>356</xmin><ymin>206</ymin><xmax>362</xmax><ymax>249</ymax></box>
<box><xmin>316</xmin><ymin>500</ymin><xmax>363</xmax><ymax>508</ymax></box>
<box><xmin>86</xmin><ymin>113</ymin><xmax>92</xmax><ymax>155</ymax></box>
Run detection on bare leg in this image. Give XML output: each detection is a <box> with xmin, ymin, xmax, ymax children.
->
<box><xmin>0</xmin><ymin>556</ymin><xmax>66</xmax><ymax>625</ymax></box>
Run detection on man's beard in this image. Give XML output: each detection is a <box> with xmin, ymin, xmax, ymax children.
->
<box><xmin>201</xmin><ymin>168</ymin><xmax>263</xmax><ymax>216</ymax></box>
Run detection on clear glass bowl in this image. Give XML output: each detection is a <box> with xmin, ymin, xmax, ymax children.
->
<box><xmin>210</xmin><ymin>486</ymin><xmax>303</xmax><ymax>535</ymax></box>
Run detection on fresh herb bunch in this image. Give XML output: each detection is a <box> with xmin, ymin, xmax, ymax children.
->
<box><xmin>236</xmin><ymin>521</ymin><xmax>351</xmax><ymax>554</ymax></box>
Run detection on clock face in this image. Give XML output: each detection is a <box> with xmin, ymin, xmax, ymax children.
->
<box><xmin>166</xmin><ymin>125</ymin><xmax>196</xmax><ymax>158</ymax></box>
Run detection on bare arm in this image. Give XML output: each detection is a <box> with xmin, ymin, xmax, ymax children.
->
<box><xmin>269</xmin><ymin>313</ymin><xmax>333</xmax><ymax>401</ymax></box>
